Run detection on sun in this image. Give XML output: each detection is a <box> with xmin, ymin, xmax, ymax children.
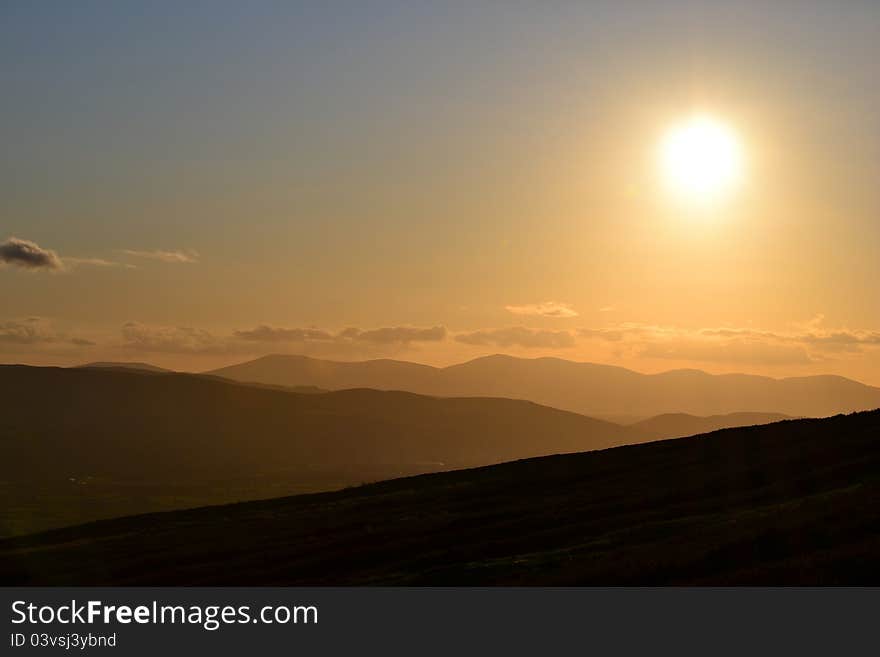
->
<box><xmin>659</xmin><ymin>115</ymin><xmax>744</xmax><ymax>204</ymax></box>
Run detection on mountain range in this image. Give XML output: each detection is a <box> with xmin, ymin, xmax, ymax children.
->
<box><xmin>0</xmin><ymin>365</ymin><xmax>788</xmax><ymax>536</ymax></box>
<box><xmin>0</xmin><ymin>365</ymin><xmax>642</xmax><ymax>483</ymax></box>
<box><xmin>208</xmin><ymin>354</ymin><xmax>880</xmax><ymax>417</ymax></box>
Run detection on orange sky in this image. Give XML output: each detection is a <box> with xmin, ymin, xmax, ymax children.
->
<box><xmin>2</xmin><ymin>3</ymin><xmax>879</xmax><ymax>384</ymax></box>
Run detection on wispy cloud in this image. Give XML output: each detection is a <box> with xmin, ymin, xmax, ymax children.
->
<box><xmin>0</xmin><ymin>317</ymin><xmax>94</xmax><ymax>346</ymax></box>
<box><xmin>121</xmin><ymin>322</ymin><xmax>226</xmax><ymax>354</ymax></box>
<box><xmin>66</xmin><ymin>257</ymin><xmax>135</xmax><ymax>269</ymax></box>
<box><xmin>577</xmin><ymin>319</ymin><xmax>880</xmax><ymax>365</ymax></box>
<box><xmin>234</xmin><ymin>324</ymin><xmax>446</xmax><ymax>345</ymax></box>
<box><xmin>233</xmin><ymin>326</ymin><xmax>336</xmax><ymax>342</ymax></box>
<box><xmin>124</xmin><ymin>323</ymin><xmax>448</xmax><ymax>354</ymax></box>
<box><xmin>456</xmin><ymin>326</ymin><xmax>576</xmax><ymax>349</ymax></box>
<box><xmin>0</xmin><ymin>237</ymin><xmax>63</xmax><ymax>271</ymax></box>
<box><xmin>339</xmin><ymin>326</ymin><xmax>447</xmax><ymax>344</ymax></box>
<box><xmin>121</xmin><ymin>249</ymin><xmax>199</xmax><ymax>264</ymax></box>
<box><xmin>505</xmin><ymin>301</ymin><xmax>578</xmax><ymax>318</ymax></box>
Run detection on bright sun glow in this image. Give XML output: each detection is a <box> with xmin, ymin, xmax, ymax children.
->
<box><xmin>660</xmin><ymin>115</ymin><xmax>744</xmax><ymax>204</ymax></box>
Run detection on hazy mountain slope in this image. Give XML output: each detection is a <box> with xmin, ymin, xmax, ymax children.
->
<box><xmin>207</xmin><ymin>354</ymin><xmax>880</xmax><ymax>417</ymax></box>
<box><xmin>78</xmin><ymin>361</ymin><xmax>172</xmax><ymax>373</ymax></box>
<box><xmin>630</xmin><ymin>412</ymin><xmax>792</xmax><ymax>440</ymax></box>
<box><xmin>209</xmin><ymin>354</ymin><xmax>438</xmax><ymax>391</ymax></box>
<box><xmin>3</xmin><ymin>410</ymin><xmax>879</xmax><ymax>585</ymax></box>
<box><xmin>0</xmin><ymin>365</ymin><xmax>641</xmax><ymax>483</ymax></box>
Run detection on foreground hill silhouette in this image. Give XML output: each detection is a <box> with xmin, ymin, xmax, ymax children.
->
<box><xmin>208</xmin><ymin>354</ymin><xmax>880</xmax><ymax>417</ymax></box>
<box><xmin>3</xmin><ymin>410</ymin><xmax>878</xmax><ymax>585</ymax></box>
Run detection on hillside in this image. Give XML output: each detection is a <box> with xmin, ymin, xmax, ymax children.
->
<box><xmin>208</xmin><ymin>354</ymin><xmax>880</xmax><ymax>417</ymax></box>
<box><xmin>630</xmin><ymin>411</ymin><xmax>792</xmax><ymax>440</ymax></box>
<box><xmin>0</xmin><ymin>365</ymin><xmax>642</xmax><ymax>481</ymax></box>
<box><xmin>0</xmin><ymin>365</ymin><xmax>646</xmax><ymax>536</ymax></box>
<box><xmin>3</xmin><ymin>410</ymin><xmax>879</xmax><ymax>585</ymax></box>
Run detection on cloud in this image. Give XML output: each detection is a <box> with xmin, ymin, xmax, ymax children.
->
<box><xmin>0</xmin><ymin>237</ymin><xmax>63</xmax><ymax>271</ymax></box>
<box><xmin>577</xmin><ymin>319</ymin><xmax>880</xmax><ymax>366</ymax></box>
<box><xmin>233</xmin><ymin>326</ymin><xmax>335</xmax><ymax>342</ymax></box>
<box><xmin>121</xmin><ymin>249</ymin><xmax>199</xmax><ymax>264</ymax></box>
<box><xmin>121</xmin><ymin>322</ymin><xmax>227</xmax><ymax>354</ymax></box>
<box><xmin>127</xmin><ymin>323</ymin><xmax>447</xmax><ymax>354</ymax></box>
<box><xmin>505</xmin><ymin>301</ymin><xmax>578</xmax><ymax>318</ymax></box>
<box><xmin>340</xmin><ymin>326</ymin><xmax>447</xmax><ymax>344</ymax></box>
<box><xmin>455</xmin><ymin>326</ymin><xmax>576</xmax><ymax>349</ymax></box>
<box><xmin>0</xmin><ymin>318</ymin><xmax>59</xmax><ymax>344</ymax></box>
<box><xmin>233</xmin><ymin>324</ymin><xmax>446</xmax><ymax>345</ymax></box>
<box><xmin>66</xmin><ymin>257</ymin><xmax>134</xmax><ymax>269</ymax></box>
<box><xmin>0</xmin><ymin>317</ymin><xmax>94</xmax><ymax>347</ymax></box>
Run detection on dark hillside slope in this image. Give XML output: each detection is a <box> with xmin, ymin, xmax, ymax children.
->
<box><xmin>3</xmin><ymin>410</ymin><xmax>879</xmax><ymax>585</ymax></box>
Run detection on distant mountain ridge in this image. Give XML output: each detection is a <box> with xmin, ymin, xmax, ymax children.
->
<box><xmin>0</xmin><ymin>365</ymin><xmax>644</xmax><ymax>483</ymax></box>
<box><xmin>207</xmin><ymin>354</ymin><xmax>880</xmax><ymax>417</ymax></box>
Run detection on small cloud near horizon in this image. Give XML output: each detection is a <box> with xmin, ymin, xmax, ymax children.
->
<box><xmin>233</xmin><ymin>326</ymin><xmax>336</xmax><ymax>342</ymax></box>
<box><xmin>0</xmin><ymin>317</ymin><xmax>94</xmax><ymax>347</ymax></box>
<box><xmin>505</xmin><ymin>301</ymin><xmax>578</xmax><ymax>318</ymax></box>
<box><xmin>124</xmin><ymin>323</ymin><xmax>448</xmax><ymax>354</ymax></box>
<box><xmin>121</xmin><ymin>322</ymin><xmax>227</xmax><ymax>354</ymax></box>
<box><xmin>456</xmin><ymin>326</ymin><xmax>577</xmax><ymax>349</ymax></box>
<box><xmin>235</xmin><ymin>324</ymin><xmax>446</xmax><ymax>345</ymax></box>
<box><xmin>340</xmin><ymin>326</ymin><xmax>447</xmax><ymax>344</ymax></box>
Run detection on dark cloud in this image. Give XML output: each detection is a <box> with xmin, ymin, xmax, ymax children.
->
<box><xmin>0</xmin><ymin>237</ymin><xmax>63</xmax><ymax>271</ymax></box>
<box><xmin>455</xmin><ymin>326</ymin><xmax>576</xmax><ymax>349</ymax></box>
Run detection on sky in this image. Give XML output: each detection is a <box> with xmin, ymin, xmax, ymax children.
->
<box><xmin>2</xmin><ymin>1</ymin><xmax>880</xmax><ymax>382</ymax></box>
